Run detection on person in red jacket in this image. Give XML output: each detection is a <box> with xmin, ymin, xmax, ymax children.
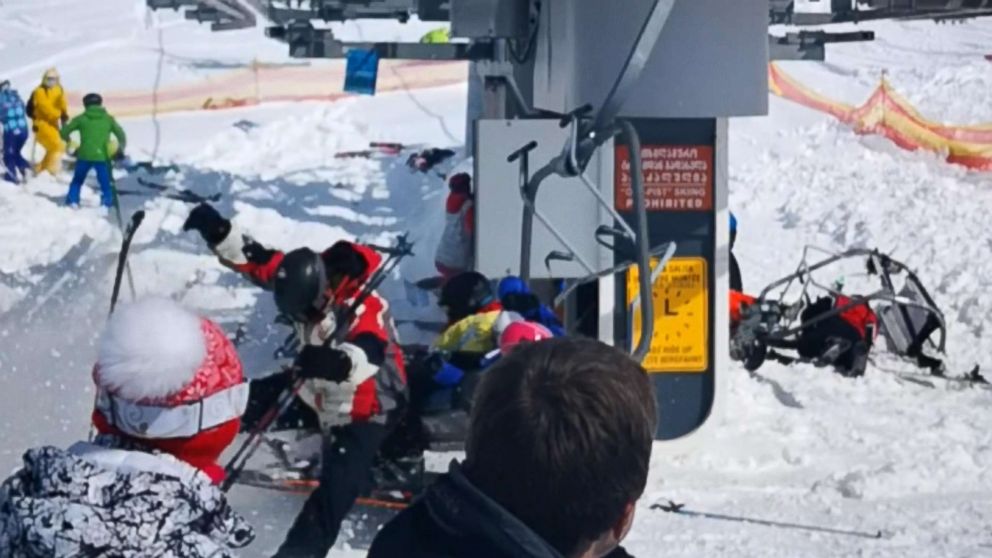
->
<box><xmin>795</xmin><ymin>293</ymin><xmax>877</xmax><ymax>377</ymax></box>
<box><xmin>183</xmin><ymin>203</ymin><xmax>406</xmax><ymax>558</ymax></box>
<box><xmin>434</xmin><ymin>172</ymin><xmax>474</xmax><ymax>280</ymax></box>
<box><xmin>730</xmin><ymin>289</ymin><xmax>876</xmax><ymax>377</ymax></box>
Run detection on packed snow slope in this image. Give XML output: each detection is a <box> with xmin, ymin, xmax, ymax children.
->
<box><xmin>1</xmin><ymin>2</ymin><xmax>991</xmax><ymax>556</ymax></box>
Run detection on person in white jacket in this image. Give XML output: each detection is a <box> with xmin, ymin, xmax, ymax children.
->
<box><xmin>434</xmin><ymin>172</ymin><xmax>474</xmax><ymax>279</ymax></box>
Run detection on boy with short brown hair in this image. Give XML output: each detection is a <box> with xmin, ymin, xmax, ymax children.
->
<box><xmin>369</xmin><ymin>337</ymin><xmax>658</xmax><ymax>558</ymax></box>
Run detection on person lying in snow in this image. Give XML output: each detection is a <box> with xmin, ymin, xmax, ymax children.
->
<box><xmin>0</xmin><ymin>298</ymin><xmax>254</xmax><ymax>557</ymax></box>
<box><xmin>407</xmin><ymin>147</ymin><xmax>455</xmax><ymax>173</ymax></box>
<box><xmin>497</xmin><ymin>275</ymin><xmax>565</xmax><ymax>337</ymax></box>
<box><xmin>731</xmin><ymin>288</ymin><xmax>877</xmax><ymax>377</ymax></box>
<box><xmin>183</xmin><ymin>202</ymin><xmax>406</xmax><ymax>558</ymax></box>
<box><xmin>385</xmin><ymin>272</ymin><xmax>539</xmax><ymax>457</ymax></box>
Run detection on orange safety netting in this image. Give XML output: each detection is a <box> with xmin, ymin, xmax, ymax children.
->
<box><xmin>769</xmin><ymin>62</ymin><xmax>992</xmax><ymax>171</ymax></box>
<box><xmin>63</xmin><ymin>60</ymin><xmax>468</xmax><ymax>119</ymax></box>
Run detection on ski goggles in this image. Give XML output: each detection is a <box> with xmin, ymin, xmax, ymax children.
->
<box><xmin>95</xmin><ymin>382</ymin><xmax>250</xmax><ymax>440</ymax></box>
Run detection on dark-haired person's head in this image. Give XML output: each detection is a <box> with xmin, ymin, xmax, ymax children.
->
<box><xmin>463</xmin><ymin>337</ymin><xmax>657</xmax><ymax>558</ymax></box>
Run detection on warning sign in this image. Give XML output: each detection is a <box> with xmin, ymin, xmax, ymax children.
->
<box><xmin>626</xmin><ymin>257</ymin><xmax>708</xmax><ymax>373</ymax></box>
<box><xmin>615</xmin><ymin>145</ymin><xmax>713</xmax><ymax>212</ymax></box>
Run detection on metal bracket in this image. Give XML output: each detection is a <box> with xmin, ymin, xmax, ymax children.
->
<box><xmin>146</xmin><ymin>0</ymin><xmax>199</xmax><ymax>9</ymax></box>
<box><xmin>267</xmin><ymin>22</ymin><xmax>496</xmax><ymax>60</ymax></box>
<box><xmin>769</xmin><ymin>30</ymin><xmax>875</xmax><ymax>61</ymax></box>
<box><xmin>475</xmin><ymin>60</ymin><xmax>537</xmax><ymax>117</ymax></box>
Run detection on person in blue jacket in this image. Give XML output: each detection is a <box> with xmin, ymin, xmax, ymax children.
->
<box><xmin>497</xmin><ymin>276</ymin><xmax>566</xmax><ymax>337</ymax></box>
<box><xmin>0</xmin><ymin>80</ymin><xmax>32</xmax><ymax>184</ymax></box>
<box><xmin>730</xmin><ymin>212</ymin><xmax>742</xmax><ymax>291</ymax></box>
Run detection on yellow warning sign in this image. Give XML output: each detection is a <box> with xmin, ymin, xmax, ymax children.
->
<box><xmin>626</xmin><ymin>257</ymin><xmax>708</xmax><ymax>373</ymax></box>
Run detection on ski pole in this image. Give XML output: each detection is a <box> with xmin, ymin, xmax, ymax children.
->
<box><xmin>109</xmin><ymin>210</ymin><xmax>146</xmax><ymax>316</ymax></box>
<box><xmin>90</xmin><ymin>209</ymin><xmax>146</xmax><ymax>442</ymax></box>
<box><xmin>108</xmin><ymin>156</ymin><xmax>136</xmax><ymax>300</ymax></box>
<box><xmin>222</xmin><ymin>234</ymin><xmax>415</xmax><ymax>492</ymax></box>
<box><xmin>652</xmin><ymin>501</ymin><xmax>884</xmax><ymax>540</ymax></box>
<box><xmin>118</xmin><ymin>186</ymin><xmax>218</xmax><ymax>204</ymax></box>
<box><xmin>137</xmin><ymin>178</ymin><xmax>220</xmax><ymax>204</ymax></box>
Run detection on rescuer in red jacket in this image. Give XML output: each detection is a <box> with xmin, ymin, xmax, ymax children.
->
<box><xmin>184</xmin><ymin>202</ymin><xmax>406</xmax><ymax>558</ymax></box>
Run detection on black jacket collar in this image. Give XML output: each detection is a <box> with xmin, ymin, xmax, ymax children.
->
<box><xmin>424</xmin><ymin>461</ymin><xmax>564</xmax><ymax>558</ymax></box>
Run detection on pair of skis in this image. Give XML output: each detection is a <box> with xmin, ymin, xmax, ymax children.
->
<box><xmin>118</xmin><ymin>177</ymin><xmax>220</xmax><ymax>205</ymax></box>
<box><xmin>334</xmin><ymin>142</ymin><xmax>406</xmax><ymax>159</ymax></box>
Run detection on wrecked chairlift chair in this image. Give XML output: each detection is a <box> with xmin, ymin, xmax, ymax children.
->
<box><xmin>731</xmin><ymin>247</ymin><xmax>949</xmax><ymax>376</ymax></box>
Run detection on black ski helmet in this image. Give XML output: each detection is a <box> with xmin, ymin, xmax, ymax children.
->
<box><xmin>323</xmin><ymin>241</ymin><xmax>369</xmax><ymax>286</ymax></box>
<box><xmin>439</xmin><ymin>271</ymin><xmax>495</xmax><ymax>323</ymax></box>
<box><xmin>274</xmin><ymin>248</ymin><xmax>328</xmax><ymax>322</ymax></box>
<box><xmin>83</xmin><ymin>93</ymin><xmax>103</xmax><ymax>108</ymax></box>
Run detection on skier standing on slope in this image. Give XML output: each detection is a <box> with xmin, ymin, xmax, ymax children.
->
<box><xmin>27</xmin><ymin>68</ymin><xmax>69</xmax><ymax>177</ymax></box>
<box><xmin>434</xmin><ymin>172</ymin><xmax>474</xmax><ymax>280</ymax></box>
<box><xmin>60</xmin><ymin>93</ymin><xmax>126</xmax><ymax>209</ymax></box>
<box><xmin>0</xmin><ymin>80</ymin><xmax>32</xmax><ymax>184</ymax></box>
<box><xmin>183</xmin><ymin>202</ymin><xmax>407</xmax><ymax>558</ymax></box>
<box><xmin>0</xmin><ymin>298</ymin><xmax>255</xmax><ymax>557</ymax></box>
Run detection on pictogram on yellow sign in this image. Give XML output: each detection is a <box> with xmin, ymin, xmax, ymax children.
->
<box><xmin>626</xmin><ymin>257</ymin><xmax>708</xmax><ymax>373</ymax></box>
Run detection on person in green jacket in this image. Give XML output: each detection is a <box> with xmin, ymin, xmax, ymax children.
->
<box><xmin>61</xmin><ymin>93</ymin><xmax>126</xmax><ymax>208</ymax></box>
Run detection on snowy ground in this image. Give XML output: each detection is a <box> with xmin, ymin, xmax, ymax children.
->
<box><xmin>1</xmin><ymin>2</ymin><xmax>991</xmax><ymax>557</ymax></box>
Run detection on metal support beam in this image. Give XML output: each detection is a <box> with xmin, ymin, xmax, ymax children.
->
<box><xmin>146</xmin><ymin>0</ymin><xmax>199</xmax><ymax>9</ymax></box>
<box><xmin>570</xmin><ymin>0</ymin><xmax>676</xmax><ymax>172</ymax></box>
<box><xmin>590</xmin><ymin>0</ymin><xmax>676</xmax><ymax>136</ymax></box>
<box><xmin>768</xmin><ymin>30</ymin><xmax>875</xmax><ymax>61</ymax></box>
<box><xmin>268</xmin><ymin>22</ymin><xmax>495</xmax><ymax>60</ymax></box>
<box><xmin>186</xmin><ymin>7</ymin><xmax>224</xmax><ymax>22</ymax></box>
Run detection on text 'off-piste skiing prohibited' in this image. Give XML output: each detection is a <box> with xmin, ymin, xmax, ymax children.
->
<box><xmin>627</xmin><ymin>257</ymin><xmax>708</xmax><ymax>373</ymax></box>
<box><xmin>615</xmin><ymin>145</ymin><xmax>713</xmax><ymax>211</ymax></box>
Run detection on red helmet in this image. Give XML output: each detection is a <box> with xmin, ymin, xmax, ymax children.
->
<box><xmin>499</xmin><ymin>321</ymin><xmax>554</xmax><ymax>355</ymax></box>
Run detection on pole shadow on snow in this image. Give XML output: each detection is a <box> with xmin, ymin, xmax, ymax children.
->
<box><xmin>0</xmin><ymin>236</ymin><xmax>110</xmax><ymax>475</ymax></box>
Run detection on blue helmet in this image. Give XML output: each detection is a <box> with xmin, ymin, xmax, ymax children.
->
<box><xmin>497</xmin><ymin>275</ymin><xmax>530</xmax><ymax>300</ymax></box>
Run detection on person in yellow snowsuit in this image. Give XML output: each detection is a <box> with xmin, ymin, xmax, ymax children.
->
<box><xmin>29</xmin><ymin>68</ymin><xmax>69</xmax><ymax>176</ymax></box>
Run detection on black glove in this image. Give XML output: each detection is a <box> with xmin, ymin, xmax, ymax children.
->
<box><xmin>183</xmin><ymin>203</ymin><xmax>231</xmax><ymax>246</ymax></box>
<box><xmin>113</xmin><ymin>148</ymin><xmax>126</xmax><ymax>162</ymax></box>
<box><xmin>295</xmin><ymin>345</ymin><xmax>352</xmax><ymax>383</ymax></box>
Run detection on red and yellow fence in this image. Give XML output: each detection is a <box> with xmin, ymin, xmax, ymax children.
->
<box><xmin>65</xmin><ymin>60</ymin><xmax>467</xmax><ymax>119</ymax></box>
<box><xmin>769</xmin><ymin>62</ymin><xmax>992</xmax><ymax>171</ymax></box>
<box><xmin>63</xmin><ymin>58</ymin><xmax>990</xmax><ymax>171</ymax></box>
